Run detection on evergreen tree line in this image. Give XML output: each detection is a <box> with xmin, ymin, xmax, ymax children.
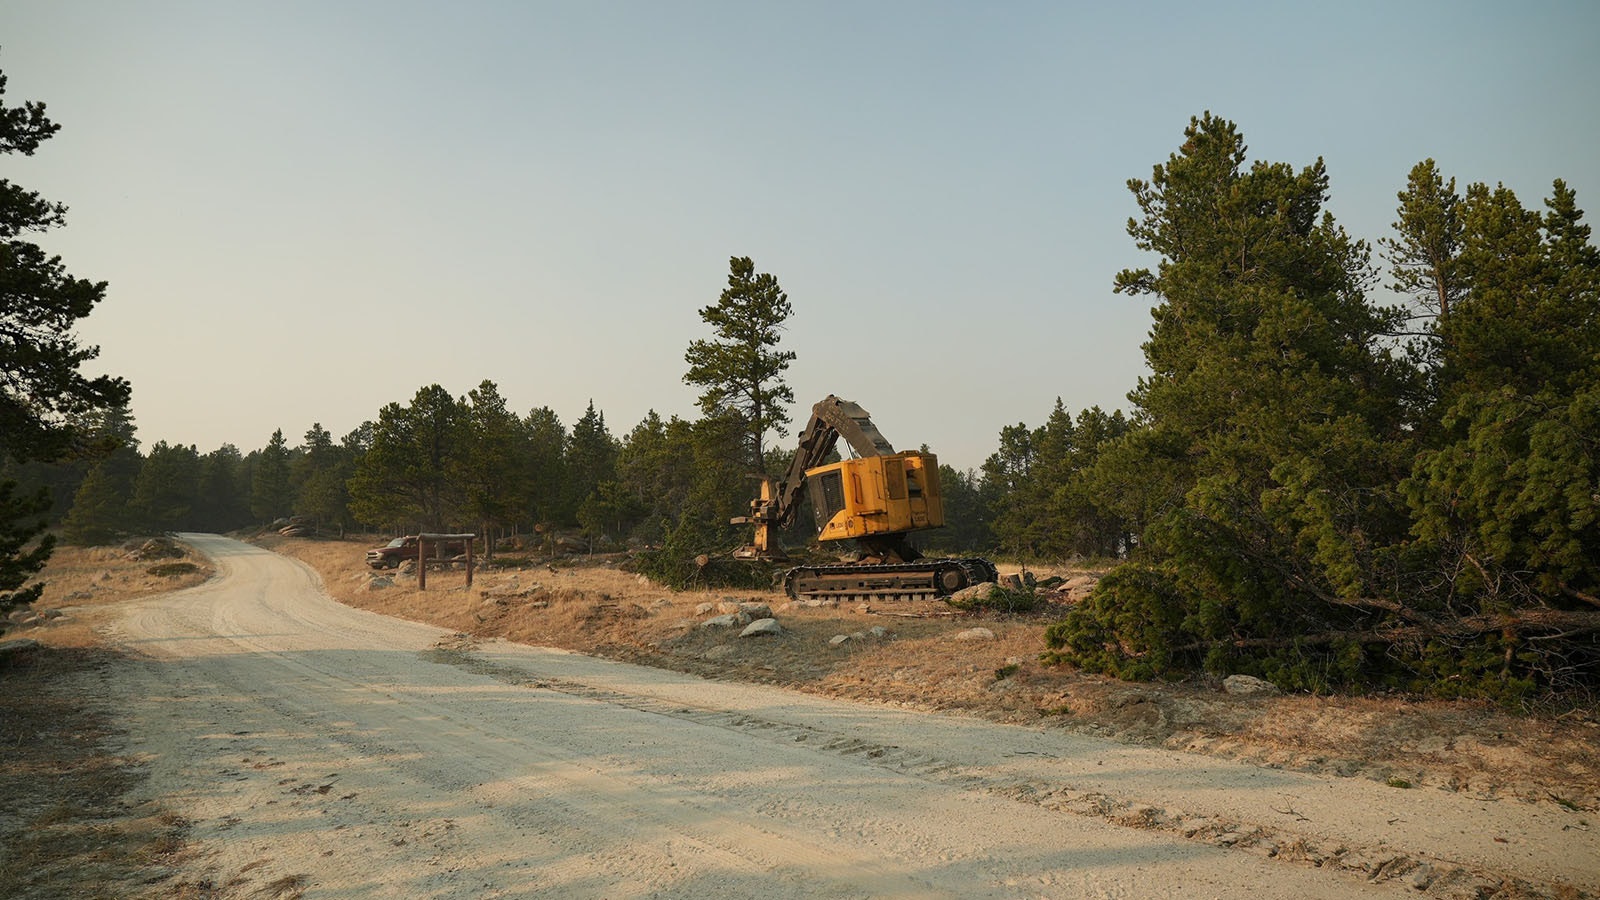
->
<box><xmin>3</xmin><ymin>382</ymin><xmax>765</xmax><ymax>554</ymax></box>
<box><xmin>7</xmin><ymin>378</ymin><xmax>1129</xmax><ymax>564</ymax></box>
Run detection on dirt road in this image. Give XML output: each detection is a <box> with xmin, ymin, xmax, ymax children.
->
<box><xmin>99</xmin><ymin>535</ymin><xmax>1595</xmax><ymax>898</ymax></box>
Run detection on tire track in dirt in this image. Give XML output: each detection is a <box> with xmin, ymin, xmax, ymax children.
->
<box><xmin>428</xmin><ymin>640</ymin><xmax>1593</xmax><ymax>899</ymax></box>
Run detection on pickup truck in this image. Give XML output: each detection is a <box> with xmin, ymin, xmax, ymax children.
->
<box><xmin>366</xmin><ymin>536</ymin><xmax>420</xmax><ymax>569</ymax></box>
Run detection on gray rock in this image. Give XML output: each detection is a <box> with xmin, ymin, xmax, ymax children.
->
<box><xmin>867</xmin><ymin>625</ymin><xmax>889</xmax><ymax>639</ymax></box>
<box><xmin>0</xmin><ymin>637</ymin><xmax>43</xmax><ymax>659</ymax></box>
<box><xmin>829</xmin><ymin>634</ymin><xmax>852</xmax><ymax>646</ymax></box>
<box><xmin>740</xmin><ymin>618</ymin><xmax>783</xmax><ymax>638</ymax></box>
<box><xmin>737</xmin><ymin>602</ymin><xmax>772</xmax><ymax>620</ymax></box>
<box><xmin>954</xmin><ymin>627</ymin><xmax>996</xmax><ymax>641</ymax></box>
<box><xmin>949</xmin><ymin>583</ymin><xmax>1003</xmax><ymax>605</ymax></box>
<box><xmin>694</xmin><ymin>602</ymin><xmax>718</xmax><ymax>615</ymax></box>
<box><xmin>479</xmin><ymin>582</ymin><xmax>545</xmax><ymax>602</ymax></box>
<box><xmin>700</xmin><ymin>613</ymin><xmax>746</xmax><ymax>628</ymax></box>
<box><xmin>1223</xmin><ymin>674</ymin><xmax>1281</xmax><ymax>697</ymax></box>
<box><xmin>363</xmin><ymin>575</ymin><xmax>395</xmax><ymax>592</ymax></box>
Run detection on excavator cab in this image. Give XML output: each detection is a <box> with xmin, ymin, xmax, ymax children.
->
<box><xmin>807</xmin><ymin>451</ymin><xmax>944</xmax><ymax>542</ymax></box>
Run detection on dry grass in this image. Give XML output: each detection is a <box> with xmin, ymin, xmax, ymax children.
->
<box><xmin>272</xmin><ymin>534</ymin><xmax>1600</xmax><ymax>811</ymax></box>
<box><xmin>0</xmin><ymin>538</ymin><xmax>209</xmax><ymax>899</ymax></box>
<box><xmin>0</xmin><ymin>645</ymin><xmax>191</xmax><ymax>899</ymax></box>
<box><xmin>6</xmin><ymin>539</ymin><xmax>212</xmax><ymax>648</ymax></box>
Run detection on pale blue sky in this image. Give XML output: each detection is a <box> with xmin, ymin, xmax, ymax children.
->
<box><xmin>4</xmin><ymin>1</ymin><xmax>1597</xmax><ymax>470</ymax></box>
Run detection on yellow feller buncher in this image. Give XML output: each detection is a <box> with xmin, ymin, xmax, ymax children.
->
<box><xmin>734</xmin><ymin>395</ymin><xmax>997</xmax><ymax>601</ymax></box>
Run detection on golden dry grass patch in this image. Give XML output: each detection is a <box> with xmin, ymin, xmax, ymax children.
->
<box><xmin>5</xmin><ymin>539</ymin><xmax>212</xmax><ymax>648</ymax></box>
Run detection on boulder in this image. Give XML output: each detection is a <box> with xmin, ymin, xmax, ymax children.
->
<box><xmin>0</xmin><ymin>637</ymin><xmax>43</xmax><ymax>660</ymax></box>
<box><xmin>479</xmin><ymin>581</ymin><xmax>545</xmax><ymax>602</ymax></box>
<box><xmin>737</xmin><ymin>602</ymin><xmax>772</xmax><ymax>620</ymax></box>
<box><xmin>1058</xmin><ymin>574</ymin><xmax>1101</xmax><ymax>603</ymax></box>
<box><xmin>829</xmin><ymin>634</ymin><xmax>852</xmax><ymax>646</ymax></box>
<box><xmin>867</xmin><ymin>625</ymin><xmax>889</xmax><ymax>639</ymax></box>
<box><xmin>129</xmin><ymin>537</ymin><xmax>185</xmax><ymax>561</ymax></box>
<box><xmin>362</xmin><ymin>575</ymin><xmax>395</xmax><ymax>592</ymax></box>
<box><xmin>700</xmin><ymin>613</ymin><xmax>747</xmax><ymax>628</ymax></box>
<box><xmin>740</xmin><ymin>618</ymin><xmax>783</xmax><ymax>638</ymax></box>
<box><xmin>948</xmin><ymin>582</ymin><xmax>1003</xmax><ymax>605</ymax></box>
<box><xmin>694</xmin><ymin>602</ymin><xmax>718</xmax><ymax>615</ymax></box>
<box><xmin>954</xmin><ymin>627</ymin><xmax>996</xmax><ymax>641</ymax></box>
<box><xmin>1222</xmin><ymin>674</ymin><xmax>1280</xmax><ymax>697</ymax></box>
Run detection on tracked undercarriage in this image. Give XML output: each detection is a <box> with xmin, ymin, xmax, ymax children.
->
<box><xmin>782</xmin><ymin>556</ymin><xmax>999</xmax><ymax>602</ymax></box>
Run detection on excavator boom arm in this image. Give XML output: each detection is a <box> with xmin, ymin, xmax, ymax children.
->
<box><xmin>762</xmin><ymin>395</ymin><xmax>895</xmax><ymax>530</ymax></box>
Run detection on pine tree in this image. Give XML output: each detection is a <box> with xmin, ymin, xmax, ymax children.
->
<box><xmin>522</xmin><ymin>406</ymin><xmax>569</xmax><ymax>527</ymax></box>
<box><xmin>194</xmin><ymin>444</ymin><xmax>249</xmax><ymax>532</ymax></box>
<box><xmin>1050</xmin><ymin>114</ymin><xmax>1416</xmax><ymax>686</ymax></box>
<box><xmin>131</xmin><ymin>441</ymin><xmax>200</xmax><ymax>531</ymax></box>
<box><xmin>1383</xmin><ymin>159</ymin><xmax>1466</xmax><ymax>326</ymax></box>
<box><xmin>347</xmin><ymin>386</ymin><xmax>465</xmax><ymax>531</ymax></box>
<box><xmin>1401</xmin><ymin>176</ymin><xmax>1600</xmax><ymax>684</ymax></box>
<box><xmin>1</xmin><ymin>63</ymin><xmax>130</xmax><ymax>618</ymax></box>
<box><xmin>565</xmin><ymin>401</ymin><xmax>617</xmax><ymax>519</ymax></box>
<box><xmin>683</xmin><ymin>256</ymin><xmax>796</xmax><ymax>471</ymax></box>
<box><xmin>58</xmin><ymin>406</ymin><xmax>141</xmax><ymax>545</ymax></box>
<box><xmin>250</xmin><ymin>429</ymin><xmax>293</xmax><ymax>523</ymax></box>
<box><xmin>460</xmin><ymin>381</ymin><xmax>527</xmax><ymax>554</ymax></box>
<box><xmin>293</xmin><ymin>424</ymin><xmax>350</xmax><ymax>533</ymax></box>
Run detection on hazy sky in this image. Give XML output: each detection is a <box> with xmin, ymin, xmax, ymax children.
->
<box><xmin>4</xmin><ymin>1</ymin><xmax>1597</xmax><ymax>470</ymax></box>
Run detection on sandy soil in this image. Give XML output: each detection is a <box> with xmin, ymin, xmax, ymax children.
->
<box><xmin>7</xmin><ymin>533</ymin><xmax>1598</xmax><ymax>898</ymax></box>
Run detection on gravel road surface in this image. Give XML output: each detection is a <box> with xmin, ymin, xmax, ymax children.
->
<box><xmin>99</xmin><ymin>534</ymin><xmax>1596</xmax><ymax>898</ymax></box>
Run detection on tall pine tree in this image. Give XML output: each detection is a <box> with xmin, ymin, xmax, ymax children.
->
<box><xmin>1052</xmin><ymin>114</ymin><xmax>1416</xmax><ymax>687</ymax></box>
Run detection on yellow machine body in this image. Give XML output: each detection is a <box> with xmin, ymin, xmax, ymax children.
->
<box><xmin>808</xmin><ymin>451</ymin><xmax>944</xmax><ymax>544</ymax></box>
